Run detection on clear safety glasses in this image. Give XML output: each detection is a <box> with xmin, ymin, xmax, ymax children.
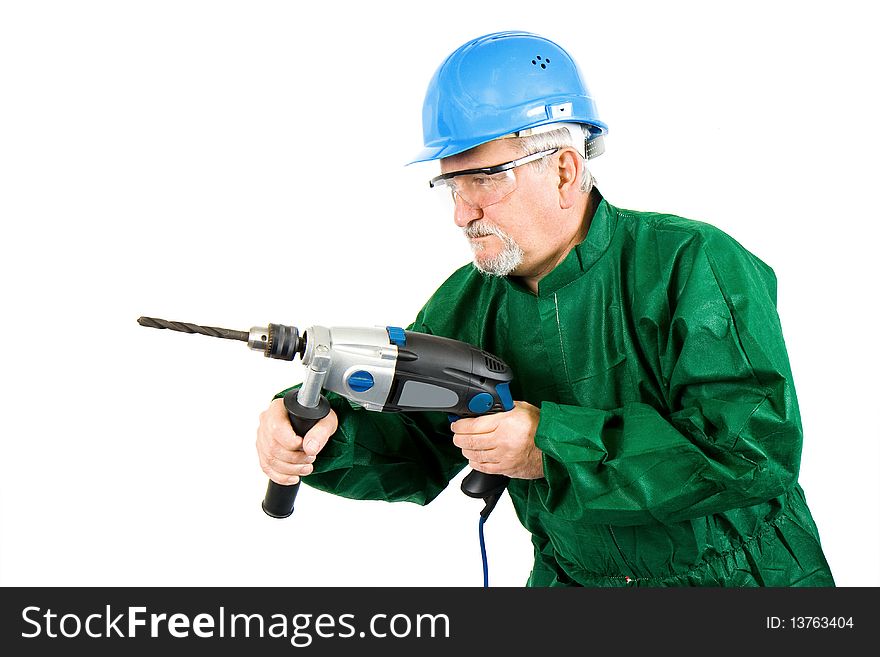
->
<box><xmin>428</xmin><ymin>148</ymin><xmax>559</xmax><ymax>209</ymax></box>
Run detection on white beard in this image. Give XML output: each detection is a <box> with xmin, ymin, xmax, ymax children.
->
<box><xmin>463</xmin><ymin>221</ymin><xmax>525</xmax><ymax>277</ymax></box>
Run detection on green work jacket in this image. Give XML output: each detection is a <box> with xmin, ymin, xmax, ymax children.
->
<box><xmin>288</xmin><ymin>195</ymin><xmax>834</xmax><ymax>587</ymax></box>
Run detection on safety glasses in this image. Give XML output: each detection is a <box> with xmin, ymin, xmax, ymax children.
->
<box><xmin>429</xmin><ymin>148</ymin><xmax>559</xmax><ymax>208</ymax></box>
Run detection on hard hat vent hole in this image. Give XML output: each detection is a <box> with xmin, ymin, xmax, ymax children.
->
<box><xmin>531</xmin><ymin>55</ymin><xmax>550</xmax><ymax>69</ymax></box>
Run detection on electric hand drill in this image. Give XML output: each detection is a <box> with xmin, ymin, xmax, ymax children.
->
<box><xmin>137</xmin><ymin>317</ymin><xmax>515</xmax><ymax>519</ymax></box>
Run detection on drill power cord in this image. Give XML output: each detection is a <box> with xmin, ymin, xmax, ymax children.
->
<box><xmin>477</xmin><ymin>490</ymin><xmax>503</xmax><ymax>587</ymax></box>
<box><xmin>479</xmin><ymin>515</ymin><xmax>489</xmax><ymax>588</ymax></box>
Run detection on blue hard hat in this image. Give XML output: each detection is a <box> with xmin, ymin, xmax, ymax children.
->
<box><xmin>410</xmin><ymin>31</ymin><xmax>608</xmax><ymax>164</ymax></box>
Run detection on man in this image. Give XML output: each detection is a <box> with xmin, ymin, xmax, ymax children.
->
<box><xmin>256</xmin><ymin>31</ymin><xmax>834</xmax><ymax>586</ymax></box>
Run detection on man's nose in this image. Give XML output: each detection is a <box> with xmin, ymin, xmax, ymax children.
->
<box><xmin>453</xmin><ymin>194</ymin><xmax>483</xmax><ymax>227</ymax></box>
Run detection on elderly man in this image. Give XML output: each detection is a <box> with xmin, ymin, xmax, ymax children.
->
<box><xmin>256</xmin><ymin>31</ymin><xmax>834</xmax><ymax>586</ymax></box>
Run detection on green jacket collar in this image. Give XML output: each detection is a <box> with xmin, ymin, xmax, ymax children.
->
<box><xmin>508</xmin><ymin>196</ymin><xmax>618</xmax><ymax>297</ymax></box>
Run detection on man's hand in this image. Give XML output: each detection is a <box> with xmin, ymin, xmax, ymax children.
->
<box><xmin>256</xmin><ymin>397</ymin><xmax>338</xmax><ymax>485</ymax></box>
<box><xmin>451</xmin><ymin>401</ymin><xmax>544</xmax><ymax>480</ymax></box>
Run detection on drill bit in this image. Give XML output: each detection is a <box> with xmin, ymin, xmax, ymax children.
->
<box><xmin>137</xmin><ymin>316</ymin><xmax>249</xmax><ymax>342</ymax></box>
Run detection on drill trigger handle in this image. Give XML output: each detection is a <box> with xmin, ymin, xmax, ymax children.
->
<box><xmin>461</xmin><ymin>471</ymin><xmax>510</xmax><ymax>514</ymax></box>
<box><xmin>454</xmin><ymin>407</ymin><xmax>511</xmax><ymax>517</ymax></box>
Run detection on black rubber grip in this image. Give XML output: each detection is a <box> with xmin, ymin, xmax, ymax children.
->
<box><xmin>461</xmin><ymin>471</ymin><xmax>510</xmax><ymax>500</ymax></box>
<box><xmin>261</xmin><ymin>391</ymin><xmax>332</xmax><ymax>519</ymax></box>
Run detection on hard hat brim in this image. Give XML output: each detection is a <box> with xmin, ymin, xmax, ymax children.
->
<box><xmin>407</xmin><ymin>118</ymin><xmax>608</xmax><ymax>166</ymax></box>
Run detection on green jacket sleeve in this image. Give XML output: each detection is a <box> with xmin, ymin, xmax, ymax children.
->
<box><xmin>274</xmin><ymin>322</ymin><xmax>467</xmax><ymax>506</ymax></box>
<box><xmin>534</xmin><ymin>230</ymin><xmax>802</xmax><ymax>526</ymax></box>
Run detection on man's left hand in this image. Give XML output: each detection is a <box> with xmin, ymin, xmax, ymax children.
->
<box><xmin>451</xmin><ymin>401</ymin><xmax>544</xmax><ymax>480</ymax></box>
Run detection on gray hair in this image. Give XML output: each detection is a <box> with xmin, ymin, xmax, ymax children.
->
<box><xmin>513</xmin><ymin>126</ymin><xmax>594</xmax><ymax>194</ymax></box>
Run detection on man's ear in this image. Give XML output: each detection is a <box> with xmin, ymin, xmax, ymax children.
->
<box><xmin>557</xmin><ymin>148</ymin><xmax>584</xmax><ymax>210</ymax></box>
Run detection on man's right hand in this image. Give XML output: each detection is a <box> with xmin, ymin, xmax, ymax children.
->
<box><xmin>256</xmin><ymin>397</ymin><xmax>339</xmax><ymax>485</ymax></box>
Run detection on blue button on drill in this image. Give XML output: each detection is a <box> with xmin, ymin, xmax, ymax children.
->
<box><xmin>467</xmin><ymin>392</ymin><xmax>494</xmax><ymax>414</ymax></box>
<box><xmin>348</xmin><ymin>370</ymin><xmax>375</xmax><ymax>392</ymax></box>
<box><xmin>386</xmin><ymin>326</ymin><xmax>407</xmax><ymax>347</ymax></box>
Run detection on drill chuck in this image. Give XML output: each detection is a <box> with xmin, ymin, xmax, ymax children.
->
<box><xmin>248</xmin><ymin>323</ymin><xmax>305</xmax><ymax>361</ymax></box>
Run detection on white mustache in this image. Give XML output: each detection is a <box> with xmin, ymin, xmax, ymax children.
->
<box><xmin>463</xmin><ymin>222</ymin><xmax>504</xmax><ymax>239</ymax></box>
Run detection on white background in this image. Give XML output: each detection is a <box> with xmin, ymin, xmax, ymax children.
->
<box><xmin>1</xmin><ymin>0</ymin><xmax>877</xmax><ymax>588</ymax></box>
